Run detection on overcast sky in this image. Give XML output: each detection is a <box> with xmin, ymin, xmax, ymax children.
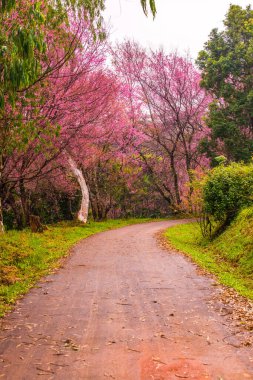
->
<box><xmin>103</xmin><ymin>0</ymin><xmax>251</xmax><ymax>58</ymax></box>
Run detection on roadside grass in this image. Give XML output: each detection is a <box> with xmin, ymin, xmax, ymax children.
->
<box><xmin>0</xmin><ymin>218</ymin><xmax>153</xmax><ymax>317</ymax></box>
<box><xmin>165</xmin><ymin>207</ymin><xmax>253</xmax><ymax>300</ymax></box>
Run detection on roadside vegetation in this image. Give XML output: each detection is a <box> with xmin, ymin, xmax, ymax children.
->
<box><xmin>165</xmin><ymin>200</ymin><xmax>253</xmax><ymax>299</ymax></box>
<box><xmin>0</xmin><ymin>218</ymin><xmax>152</xmax><ymax>317</ymax></box>
<box><xmin>166</xmin><ymin>161</ymin><xmax>253</xmax><ymax>300</ymax></box>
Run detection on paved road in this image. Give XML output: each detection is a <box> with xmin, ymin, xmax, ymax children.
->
<box><xmin>0</xmin><ymin>220</ymin><xmax>252</xmax><ymax>379</ymax></box>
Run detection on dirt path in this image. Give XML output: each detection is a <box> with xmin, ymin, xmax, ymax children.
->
<box><xmin>0</xmin><ymin>220</ymin><xmax>252</xmax><ymax>380</ymax></box>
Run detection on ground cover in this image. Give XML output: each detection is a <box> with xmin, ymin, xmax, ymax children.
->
<box><xmin>165</xmin><ymin>207</ymin><xmax>253</xmax><ymax>300</ymax></box>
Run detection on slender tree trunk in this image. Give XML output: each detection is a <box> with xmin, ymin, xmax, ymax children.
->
<box><xmin>19</xmin><ymin>179</ymin><xmax>30</xmax><ymax>227</ymax></box>
<box><xmin>186</xmin><ymin>158</ymin><xmax>194</xmax><ymax>212</ymax></box>
<box><xmin>181</xmin><ymin>144</ymin><xmax>194</xmax><ymax>212</ymax></box>
<box><xmin>67</xmin><ymin>154</ymin><xmax>89</xmax><ymax>223</ymax></box>
<box><xmin>8</xmin><ymin>194</ymin><xmax>24</xmax><ymax>229</ymax></box>
<box><xmin>170</xmin><ymin>154</ymin><xmax>181</xmax><ymax>206</ymax></box>
<box><xmin>0</xmin><ymin>154</ymin><xmax>4</xmax><ymax>233</ymax></box>
<box><xmin>90</xmin><ymin>196</ymin><xmax>98</xmax><ymax>221</ymax></box>
<box><xmin>0</xmin><ymin>196</ymin><xmax>4</xmax><ymax>233</ymax></box>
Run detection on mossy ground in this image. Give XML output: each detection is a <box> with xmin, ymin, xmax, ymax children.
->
<box><xmin>0</xmin><ymin>218</ymin><xmax>152</xmax><ymax>317</ymax></box>
<box><xmin>165</xmin><ymin>207</ymin><xmax>253</xmax><ymax>300</ymax></box>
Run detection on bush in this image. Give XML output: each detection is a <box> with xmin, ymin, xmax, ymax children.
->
<box><xmin>203</xmin><ymin>162</ymin><xmax>253</xmax><ymax>228</ymax></box>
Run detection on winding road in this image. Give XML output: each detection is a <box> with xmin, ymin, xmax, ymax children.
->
<box><xmin>0</xmin><ymin>220</ymin><xmax>252</xmax><ymax>379</ymax></box>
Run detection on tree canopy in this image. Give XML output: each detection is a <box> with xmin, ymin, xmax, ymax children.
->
<box><xmin>197</xmin><ymin>5</ymin><xmax>253</xmax><ymax>163</ymax></box>
<box><xmin>0</xmin><ymin>0</ymin><xmax>156</xmax><ymax>107</ymax></box>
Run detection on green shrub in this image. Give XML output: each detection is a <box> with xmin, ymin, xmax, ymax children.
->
<box><xmin>203</xmin><ymin>163</ymin><xmax>253</xmax><ymax>227</ymax></box>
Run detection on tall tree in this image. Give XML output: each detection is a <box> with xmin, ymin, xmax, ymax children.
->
<box><xmin>0</xmin><ymin>0</ymin><xmax>157</xmax><ymax>231</ymax></box>
<box><xmin>0</xmin><ymin>13</ymin><xmax>106</xmax><ymax>230</ymax></box>
<box><xmin>114</xmin><ymin>42</ymin><xmax>210</xmax><ymax>211</ymax></box>
<box><xmin>197</xmin><ymin>4</ymin><xmax>253</xmax><ymax>164</ymax></box>
<box><xmin>0</xmin><ymin>0</ymin><xmax>93</xmax><ymax>231</ymax></box>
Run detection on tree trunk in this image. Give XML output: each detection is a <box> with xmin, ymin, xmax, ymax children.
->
<box><xmin>67</xmin><ymin>154</ymin><xmax>89</xmax><ymax>223</ymax></box>
<box><xmin>8</xmin><ymin>194</ymin><xmax>24</xmax><ymax>230</ymax></box>
<box><xmin>30</xmin><ymin>215</ymin><xmax>45</xmax><ymax>233</ymax></box>
<box><xmin>170</xmin><ymin>154</ymin><xmax>181</xmax><ymax>206</ymax></box>
<box><xmin>19</xmin><ymin>179</ymin><xmax>30</xmax><ymax>227</ymax></box>
<box><xmin>0</xmin><ymin>196</ymin><xmax>4</xmax><ymax>233</ymax></box>
<box><xmin>0</xmin><ymin>154</ymin><xmax>4</xmax><ymax>233</ymax></box>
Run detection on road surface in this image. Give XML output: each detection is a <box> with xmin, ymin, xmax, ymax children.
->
<box><xmin>0</xmin><ymin>220</ymin><xmax>252</xmax><ymax>379</ymax></box>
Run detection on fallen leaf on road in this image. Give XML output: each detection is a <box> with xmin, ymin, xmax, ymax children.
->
<box><xmin>152</xmin><ymin>356</ymin><xmax>167</xmax><ymax>365</ymax></box>
<box><xmin>104</xmin><ymin>373</ymin><xmax>115</xmax><ymax>378</ymax></box>
<box><xmin>63</xmin><ymin>339</ymin><xmax>79</xmax><ymax>351</ymax></box>
<box><xmin>36</xmin><ymin>367</ymin><xmax>54</xmax><ymax>374</ymax></box>
<box><xmin>127</xmin><ymin>347</ymin><xmax>141</xmax><ymax>353</ymax></box>
<box><xmin>106</xmin><ymin>340</ymin><xmax>116</xmax><ymax>345</ymax></box>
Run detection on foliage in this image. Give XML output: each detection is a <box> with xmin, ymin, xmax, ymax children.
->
<box><xmin>113</xmin><ymin>43</ymin><xmax>210</xmax><ymax>211</ymax></box>
<box><xmin>140</xmin><ymin>0</ymin><xmax>156</xmax><ymax>17</ymax></box>
<box><xmin>0</xmin><ymin>0</ymin><xmax>156</xmax><ymax>112</ymax></box>
<box><xmin>203</xmin><ymin>162</ymin><xmax>253</xmax><ymax>229</ymax></box>
<box><xmin>0</xmin><ymin>0</ymin><xmax>211</xmax><ymax>229</ymax></box>
<box><xmin>0</xmin><ymin>0</ymin><xmax>155</xmax><ymax>109</ymax></box>
<box><xmin>0</xmin><ymin>218</ymin><xmax>152</xmax><ymax>316</ymax></box>
<box><xmin>0</xmin><ymin>0</ymin><xmax>103</xmax><ymax>230</ymax></box>
<box><xmin>0</xmin><ymin>17</ymin><xmax>107</xmax><ymax>229</ymax></box>
<box><xmin>197</xmin><ymin>5</ymin><xmax>253</xmax><ymax>163</ymax></box>
<box><xmin>0</xmin><ymin>1</ymin><xmax>97</xmax><ymax>108</ymax></box>
<box><xmin>165</xmin><ymin>207</ymin><xmax>253</xmax><ymax>299</ymax></box>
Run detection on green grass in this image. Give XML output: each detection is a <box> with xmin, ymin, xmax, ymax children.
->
<box><xmin>0</xmin><ymin>218</ymin><xmax>153</xmax><ymax>317</ymax></box>
<box><xmin>165</xmin><ymin>207</ymin><xmax>253</xmax><ymax>300</ymax></box>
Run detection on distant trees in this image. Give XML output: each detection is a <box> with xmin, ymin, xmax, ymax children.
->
<box><xmin>113</xmin><ymin>42</ymin><xmax>210</xmax><ymax>212</ymax></box>
<box><xmin>197</xmin><ymin>4</ymin><xmax>253</xmax><ymax>164</ymax></box>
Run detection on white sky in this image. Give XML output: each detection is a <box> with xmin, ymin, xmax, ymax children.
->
<box><xmin>103</xmin><ymin>0</ymin><xmax>251</xmax><ymax>58</ymax></box>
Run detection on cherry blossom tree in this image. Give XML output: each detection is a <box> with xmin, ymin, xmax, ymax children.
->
<box><xmin>0</xmin><ymin>19</ymin><xmax>107</xmax><ymax>228</ymax></box>
<box><xmin>0</xmin><ymin>1</ymin><xmax>159</xmax><ymax>230</ymax></box>
<box><xmin>113</xmin><ymin>42</ymin><xmax>211</xmax><ymax>212</ymax></box>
